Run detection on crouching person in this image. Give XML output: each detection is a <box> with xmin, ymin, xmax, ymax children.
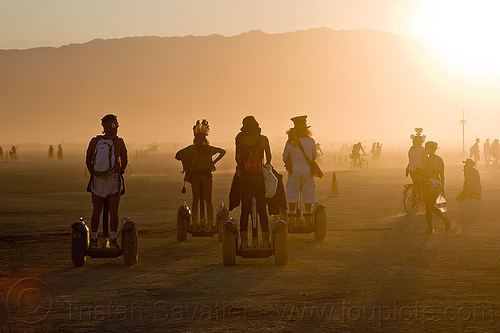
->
<box><xmin>86</xmin><ymin>114</ymin><xmax>127</xmax><ymax>249</ymax></box>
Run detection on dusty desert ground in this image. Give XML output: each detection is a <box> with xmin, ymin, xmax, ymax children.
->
<box><xmin>1</xmin><ymin>147</ymin><xmax>499</xmax><ymax>332</ymax></box>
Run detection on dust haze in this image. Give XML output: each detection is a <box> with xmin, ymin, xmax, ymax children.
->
<box><xmin>1</xmin><ymin>29</ymin><xmax>499</xmax><ymax>149</ymax></box>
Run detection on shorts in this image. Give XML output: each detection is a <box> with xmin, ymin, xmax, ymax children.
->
<box><xmin>285</xmin><ymin>164</ymin><xmax>315</xmax><ymax>204</ymax></box>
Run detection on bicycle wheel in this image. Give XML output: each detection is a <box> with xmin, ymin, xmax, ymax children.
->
<box><xmin>349</xmin><ymin>159</ymin><xmax>357</xmax><ymax>170</ymax></box>
<box><xmin>360</xmin><ymin>159</ymin><xmax>368</xmax><ymax>170</ymax></box>
<box><xmin>403</xmin><ymin>184</ymin><xmax>418</xmax><ymax>215</ymax></box>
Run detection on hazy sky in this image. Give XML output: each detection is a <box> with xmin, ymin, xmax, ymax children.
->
<box><xmin>1</xmin><ymin>0</ymin><xmax>423</xmax><ymax>50</ymax></box>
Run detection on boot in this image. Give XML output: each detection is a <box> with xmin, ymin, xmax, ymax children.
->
<box><xmin>191</xmin><ymin>214</ymin><xmax>199</xmax><ymax>230</ymax></box>
<box><xmin>206</xmin><ymin>215</ymin><xmax>214</xmax><ymax>232</ymax></box>
<box><xmin>262</xmin><ymin>231</ymin><xmax>270</xmax><ymax>250</ymax></box>
<box><xmin>288</xmin><ymin>212</ymin><xmax>296</xmax><ymax>227</ymax></box>
<box><xmin>240</xmin><ymin>231</ymin><xmax>248</xmax><ymax>250</ymax></box>
<box><xmin>304</xmin><ymin>212</ymin><xmax>312</xmax><ymax>227</ymax></box>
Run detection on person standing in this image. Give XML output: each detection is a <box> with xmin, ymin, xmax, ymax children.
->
<box><xmin>57</xmin><ymin>144</ymin><xmax>63</xmax><ymax>161</ymax></box>
<box><xmin>175</xmin><ymin>119</ymin><xmax>226</xmax><ymax>231</ymax></box>
<box><xmin>48</xmin><ymin>145</ymin><xmax>54</xmax><ymax>161</ymax></box>
<box><xmin>282</xmin><ymin>115</ymin><xmax>318</xmax><ymax>227</ymax></box>
<box><xmin>484</xmin><ymin>138</ymin><xmax>491</xmax><ymax>168</ymax></box>
<box><xmin>422</xmin><ymin>141</ymin><xmax>451</xmax><ymax>234</ymax></box>
<box><xmin>469</xmin><ymin>138</ymin><xmax>480</xmax><ymax>164</ymax></box>
<box><xmin>235</xmin><ymin>116</ymin><xmax>272</xmax><ymax>249</ymax></box>
<box><xmin>85</xmin><ymin>114</ymin><xmax>128</xmax><ymax>249</ymax></box>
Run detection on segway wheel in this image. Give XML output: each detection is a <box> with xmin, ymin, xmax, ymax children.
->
<box><xmin>314</xmin><ymin>207</ymin><xmax>327</xmax><ymax>241</ymax></box>
<box><xmin>274</xmin><ymin>225</ymin><xmax>288</xmax><ymax>265</ymax></box>
<box><xmin>71</xmin><ymin>229</ymin><xmax>87</xmax><ymax>267</ymax></box>
<box><xmin>177</xmin><ymin>213</ymin><xmax>189</xmax><ymax>242</ymax></box>
<box><xmin>123</xmin><ymin>225</ymin><xmax>138</xmax><ymax>266</ymax></box>
<box><xmin>222</xmin><ymin>227</ymin><xmax>237</xmax><ymax>266</ymax></box>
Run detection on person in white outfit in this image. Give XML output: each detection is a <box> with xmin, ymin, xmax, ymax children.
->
<box><xmin>283</xmin><ymin>115</ymin><xmax>317</xmax><ymax>227</ymax></box>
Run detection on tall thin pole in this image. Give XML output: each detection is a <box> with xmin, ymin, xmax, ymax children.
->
<box><xmin>460</xmin><ymin>108</ymin><xmax>467</xmax><ymax>157</ymax></box>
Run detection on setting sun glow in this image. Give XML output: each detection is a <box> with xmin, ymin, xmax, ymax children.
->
<box><xmin>412</xmin><ymin>0</ymin><xmax>500</xmax><ymax>78</ymax></box>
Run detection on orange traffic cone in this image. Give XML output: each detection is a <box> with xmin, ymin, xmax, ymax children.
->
<box><xmin>329</xmin><ymin>172</ymin><xmax>341</xmax><ymax>197</ymax></box>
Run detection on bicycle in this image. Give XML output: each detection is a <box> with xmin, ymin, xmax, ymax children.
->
<box><xmin>403</xmin><ymin>183</ymin><xmax>424</xmax><ymax>215</ymax></box>
<box><xmin>487</xmin><ymin>158</ymin><xmax>498</xmax><ymax>172</ymax></box>
<box><xmin>349</xmin><ymin>154</ymin><xmax>368</xmax><ymax>170</ymax></box>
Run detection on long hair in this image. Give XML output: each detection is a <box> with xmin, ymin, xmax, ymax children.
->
<box><xmin>286</xmin><ymin>128</ymin><xmax>312</xmax><ymax>147</ymax></box>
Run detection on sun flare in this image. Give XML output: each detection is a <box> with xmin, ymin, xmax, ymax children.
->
<box><xmin>412</xmin><ymin>0</ymin><xmax>500</xmax><ymax>78</ymax></box>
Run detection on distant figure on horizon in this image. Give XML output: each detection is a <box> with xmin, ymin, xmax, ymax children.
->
<box><xmin>48</xmin><ymin>145</ymin><xmax>54</xmax><ymax>161</ymax></box>
<box><xmin>9</xmin><ymin>146</ymin><xmax>17</xmax><ymax>160</ymax></box>
<box><xmin>490</xmin><ymin>139</ymin><xmax>500</xmax><ymax>167</ymax></box>
<box><xmin>469</xmin><ymin>138</ymin><xmax>480</xmax><ymax>164</ymax></box>
<box><xmin>57</xmin><ymin>144</ymin><xmax>63</xmax><ymax>161</ymax></box>
<box><xmin>0</xmin><ymin>146</ymin><xmax>3</xmax><ymax>161</ymax></box>
<box><xmin>351</xmin><ymin>142</ymin><xmax>366</xmax><ymax>165</ymax></box>
<box><xmin>283</xmin><ymin>115</ymin><xmax>318</xmax><ymax>228</ymax></box>
<box><xmin>484</xmin><ymin>138</ymin><xmax>491</xmax><ymax>168</ymax></box>
<box><xmin>86</xmin><ymin>114</ymin><xmax>128</xmax><ymax>249</ymax></box>
<box><xmin>175</xmin><ymin>119</ymin><xmax>226</xmax><ymax>231</ymax></box>
<box><xmin>370</xmin><ymin>143</ymin><xmax>376</xmax><ymax>160</ymax></box>
<box><xmin>315</xmin><ymin>142</ymin><xmax>324</xmax><ymax>166</ymax></box>
<box><xmin>375</xmin><ymin>142</ymin><xmax>382</xmax><ymax>161</ymax></box>
<box><xmin>422</xmin><ymin>141</ymin><xmax>451</xmax><ymax>234</ymax></box>
<box><xmin>456</xmin><ymin>158</ymin><xmax>481</xmax><ymax>201</ymax></box>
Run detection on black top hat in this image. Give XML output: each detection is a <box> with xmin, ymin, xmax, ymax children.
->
<box><xmin>290</xmin><ymin>115</ymin><xmax>310</xmax><ymax>129</ymax></box>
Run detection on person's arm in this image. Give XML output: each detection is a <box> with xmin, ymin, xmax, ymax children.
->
<box><xmin>263</xmin><ymin>136</ymin><xmax>271</xmax><ymax>165</ymax></box>
<box><xmin>118</xmin><ymin>138</ymin><xmax>128</xmax><ymax>174</ymax></box>
<box><xmin>311</xmin><ymin>139</ymin><xmax>318</xmax><ymax>161</ymax></box>
<box><xmin>439</xmin><ymin>158</ymin><xmax>445</xmax><ymax>194</ymax></box>
<box><xmin>85</xmin><ymin>138</ymin><xmax>96</xmax><ymax>173</ymax></box>
<box><xmin>212</xmin><ymin>147</ymin><xmax>226</xmax><ymax>165</ymax></box>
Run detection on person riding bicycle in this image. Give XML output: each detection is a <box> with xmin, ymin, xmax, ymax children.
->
<box><xmin>235</xmin><ymin>116</ymin><xmax>272</xmax><ymax>250</ymax></box>
<box><xmin>490</xmin><ymin>139</ymin><xmax>500</xmax><ymax>167</ymax></box>
<box><xmin>406</xmin><ymin>128</ymin><xmax>427</xmax><ymax>192</ymax></box>
<box><xmin>9</xmin><ymin>146</ymin><xmax>17</xmax><ymax>160</ymax></box>
<box><xmin>85</xmin><ymin>114</ymin><xmax>128</xmax><ymax>249</ymax></box>
<box><xmin>351</xmin><ymin>142</ymin><xmax>366</xmax><ymax>165</ymax></box>
<box><xmin>175</xmin><ymin>119</ymin><xmax>226</xmax><ymax>231</ymax></box>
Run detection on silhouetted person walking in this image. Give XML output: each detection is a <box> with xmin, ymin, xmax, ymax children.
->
<box><xmin>469</xmin><ymin>138</ymin><xmax>480</xmax><ymax>164</ymax></box>
<box><xmin>422</xmin><ymin>141</ymin><xmax>451</xmax><ymax>234</ymax></box>
<box><xmin>86</xmin><ymin>114</ymin><xmax>128</xmax><ymax>249</ymax></box>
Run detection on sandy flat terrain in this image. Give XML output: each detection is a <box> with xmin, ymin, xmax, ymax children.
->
<box><xmin>0</xmin><ymin>150</ymin><xmax>499</xmax><ymax>332</ymax></box>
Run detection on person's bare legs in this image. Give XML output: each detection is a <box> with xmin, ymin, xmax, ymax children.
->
<box><xmin>107</xmin><ymin>192</ymin><xmax>120</xmax><ymax>234</ymax></box>
<box><xmin>202</xmin><ymin>178</ymin><xmax>213</xmax><ymax>230</ymax></box>
<box><xmin>91</xmin><ymin>194</ymin><xmax>105</xmax><ymax>234</ymax></box>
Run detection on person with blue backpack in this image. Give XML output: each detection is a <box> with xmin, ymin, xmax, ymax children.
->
<box><xmin>86</xmin><ymin>114</ymin><xmax>128</xmax><ymax>249</ymax></box>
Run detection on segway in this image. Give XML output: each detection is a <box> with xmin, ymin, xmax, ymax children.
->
<box><xmin>176</xmin><ymin>198</ymin><xmax>229</xmax><ymax>242</ymax></box>
<box><xmin>71</xmin><ymin>199</ymin><xmax>138</xmax><ymax>267</ymax></box>
<box><xmin>222</xmin><ymin>191</ymin><xmax>288</xmax><ymax>266</ymax></box>
<box><xmin>286</xmin><ymin>191</ymin><xmax>327</xmax><ymax>240</ymax></box>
